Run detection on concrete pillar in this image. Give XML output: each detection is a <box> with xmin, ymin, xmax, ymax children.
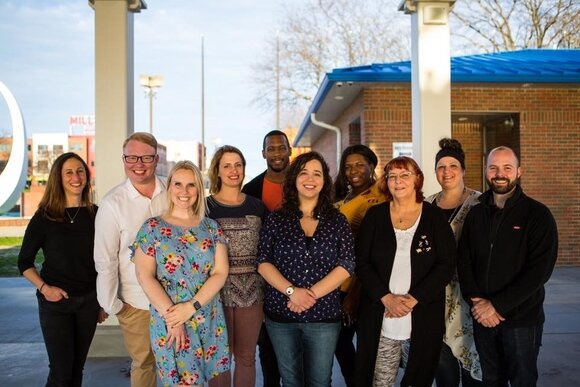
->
<box><xmin>90</xmin><ymin>0</ymin><xmax>146</xmax><ymax>202</ymax></box>
<box><xmin>399</xmin><ymin>0</ymin><xmax>455</xmax><ymax>196</ymax></box>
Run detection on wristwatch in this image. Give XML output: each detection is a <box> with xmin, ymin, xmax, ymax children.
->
<box><xmin>285</xmin><ymin>286</ymin><xmax>295</xmax><ymax>297</ymax></box>
<box><xmin>192</xmin><ymin>299</ymin><xmax>202</xmax><ymax>312</ymax></box>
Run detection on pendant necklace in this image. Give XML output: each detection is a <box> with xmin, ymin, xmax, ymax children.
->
<box><xmin>438</xmin><ymin>188</ymin><xmax>466</xmax><ymax>223</ymax></box>
<box><xmin>391</xmin><ymin>202</ymin><xmax>405</xmax><ymax>224</ymax></box>
<box><xmin>65</xmin><ymin>207</ymin><xmax>81</xmax><ymax>223</ymax></box>
<box><xmin>446</xmin><ymin>205</ymin><xmax>461</xmax><ymax>223</ymax></box>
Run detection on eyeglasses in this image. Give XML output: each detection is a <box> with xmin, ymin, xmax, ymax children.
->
<box><xmin>123</xmin><ymin>154</ymin><xmax>157</xmax><ymax>164</ymax></box>
<box><xmin>386</xmin><ymin>171</ymin><xmax>416</xmax><ymax>182</ymax></box>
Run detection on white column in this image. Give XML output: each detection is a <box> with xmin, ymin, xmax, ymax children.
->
<box><xmin>400</xmin><ymin>0</ymin><xmax>455</xmax><ymax>196</ymax></box>
<box><xmin>91</xmin><ymin>0</ymin><xmax>144</xmax><ymax>202</ymax></box>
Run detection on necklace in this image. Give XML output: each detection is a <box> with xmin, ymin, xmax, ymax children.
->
<box><xmin>65</xmin><ymin>207</ymin><xmax>81</xmax><ymax>223</ymax></box>
<box><xmin>437</xmin><ymin>188</ymin><xmax>467</xmax><ymax>223</ymax></box>
<box><xmin>446</xmin><ymin>206</ymin><xmax>461</xmax><ymax>223</ymax></box>
<box><xmin>392</xmin><ymin>202</ymin><xmax>415</xmax><ymax>225</ymax></box>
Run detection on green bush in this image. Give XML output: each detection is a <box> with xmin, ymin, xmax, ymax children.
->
<box><xmin>0</xmin><ymin>237</ymin><xmax>44</xmax><ymax>277</ymax></box>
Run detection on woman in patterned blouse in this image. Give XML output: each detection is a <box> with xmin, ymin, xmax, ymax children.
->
<box><xmin>207</xmin><ymin>145</ymin><xmax>267</xmax><ymax>387</ymax></box>
<box><xmin>257</xmin><ymin>151</ymin><xmax>356</xmax><ymax>387</ymax></box>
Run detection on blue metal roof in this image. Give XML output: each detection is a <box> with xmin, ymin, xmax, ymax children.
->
<box><xmin>296</xmin><ymin>49</ymin><xmax>580</xmax><ymax>146</ymax></box>
<box><xmin>329</xmin><ymin>49</ymin><xmax>580</xmax><ymax>83</ymax></box>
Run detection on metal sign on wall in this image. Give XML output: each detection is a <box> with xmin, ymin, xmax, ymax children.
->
<box><xmin>393</xmin><ymin>142</ymin><xmax>413</xmax><ymax>158</ymax></box>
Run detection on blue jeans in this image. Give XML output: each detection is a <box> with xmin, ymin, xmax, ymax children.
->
<box><xmin>473</xmin><ymin>323</ymin><xmax>543</xmax><ymax>387</ymax></box>
<box><xmin>265</xmin><ymin>318</ymin><xmax>340</xmax><ymax>387</ymax></box>
<box><xmin>37</xmin><ymin>290</ymin><xmax>100</xmax><ymax>387</ymax></box>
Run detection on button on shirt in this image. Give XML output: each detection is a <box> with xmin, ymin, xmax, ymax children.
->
<box><xmin>257</xmin><ymin>210</ymin><xmax>355</xmax><ymax>322</ymax></box>
<box><xmin>94</xmin><ymin>177</ymin><xmax>167</xmax><ymax>314</ymax></box>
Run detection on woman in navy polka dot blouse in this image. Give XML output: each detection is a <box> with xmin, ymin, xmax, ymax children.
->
<box><xmin>257</xmin><ymin>151</ymin><xmax>356</xmax><ymax>387</ymax></box>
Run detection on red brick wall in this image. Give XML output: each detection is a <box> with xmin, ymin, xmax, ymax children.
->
<box><xmin>312</xmin><ymin>131</ymin><xmax>339</xmax><ymax>177</ymax></box>
<box><xmin>310</xmin><ymin>83</ymin><xmax>579</xmax><ymax>265</ymax></box>
<box><xmin>451</xmin><ymin>84</ymin><xmax>579</xmax><ymax>265</ymax></box>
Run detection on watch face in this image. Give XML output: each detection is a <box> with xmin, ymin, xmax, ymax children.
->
<box><xmin>285</xmin><ymin>286</ymin><xmax>294</xmax><ymax>296</ymax></box>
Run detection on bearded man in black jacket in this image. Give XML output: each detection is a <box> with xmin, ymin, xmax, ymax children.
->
<box><xmin>458</xmin><ymin>146</ymin><xmax>558</xmax><ymax>387</ymax></box>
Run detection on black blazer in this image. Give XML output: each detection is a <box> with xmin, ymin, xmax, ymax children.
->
<box><xmin>354</xmin><ymin>201</ymin><xmax>456</xmax><ymax>387</ymax></box>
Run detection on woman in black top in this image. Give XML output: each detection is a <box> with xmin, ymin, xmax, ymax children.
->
<box><xmin>18</xmin><ymin>152</ymin><xmax>106</xmax><ymax>387</ymax></box>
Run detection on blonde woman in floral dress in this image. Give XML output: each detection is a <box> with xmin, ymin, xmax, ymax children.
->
<box><xmin>134</xmin><ymin>161</ymin><xmax>230</xmax><ymax>386</ymax></box>
<box><xmin>426</xmin><ymin>138</ymin><xmax>482</xmax><ymax>387</ymax></box>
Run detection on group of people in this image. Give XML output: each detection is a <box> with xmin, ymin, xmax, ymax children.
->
<box><xmin>18</xmin><ymin>129</ymin><xmax>558</xmax><ymax>387</ymax></box>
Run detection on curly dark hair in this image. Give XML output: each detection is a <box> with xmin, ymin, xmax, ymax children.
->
<box><xmin>334</xmin><ymin>144</ymin><xmax>378</xmax><ymax>200</ymax></box>
<box><xmin>280</xmin><ymin>151</ymin><xmax>338</xmax><ymax>219</ymax></box>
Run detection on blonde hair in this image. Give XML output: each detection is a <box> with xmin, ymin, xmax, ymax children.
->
<box><xmin>165</xmin><ymin>160</ymin><xmax>206</xmax><ymax>219</ymax></box>
<box><xmin>123</xmin><ymin>132</ymin><xmax>158</xmax><ymax>151</ymax></box>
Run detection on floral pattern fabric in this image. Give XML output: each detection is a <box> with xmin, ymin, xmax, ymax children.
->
<box><xmin>134</xmin><ymin>216</ymin><xmax>230</xmax><ymax>386</ymax></box>
<box><xmin>426</xmin><ymin>189</ymin><xmax>482</xmax><ymax>380</ymax></box>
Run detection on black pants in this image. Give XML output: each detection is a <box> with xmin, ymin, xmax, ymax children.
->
<box><xmin>37</xmin><ymin>290</ymin><xmax>100</xmax><ymax>387</ymax></box>
<box><xmin>335</xmin><ymin>320</ymin><xmax>356</xmax><ymax>387</ymax></box>
<box><xmin>257</xmin><ymin>322</ymin><xmax>281</xmax><ymax>387</ymax></box>
<box><xmin>435</xmin><ymin>342</ymin><xmax>482</xmax><ymax>387</ymax></box>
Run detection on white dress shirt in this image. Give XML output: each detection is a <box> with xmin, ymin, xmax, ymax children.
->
<box><xmin>94</xmin><ymin>177</ymin><xmax>167</xmax><ymax>314</ymax></box>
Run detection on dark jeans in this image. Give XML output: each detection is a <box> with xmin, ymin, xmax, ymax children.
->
<box><xmin>37</xmin><ymin>290</ymin><xmax>100</xmax><ymax>387</ymax></box>
<box><xmin>258</xmin><ymin>322</ymin><xmax>281</xmax><ymax>387</ymax></box>
<box><xmin>473</xmin><ymin>323</ymin><xmax>543</xmax><ymax>387</ymax></box>
<box><xmin>335</xmin><ymin>322</ymin><xmax>356</xmax><ymax>387</ymax></box>
<box><xmin>435</xmin><ymin>342</ymin><xmax>482</xmax><ymax>387</ymax></box>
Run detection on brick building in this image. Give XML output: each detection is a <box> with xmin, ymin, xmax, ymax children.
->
<box><xmin>294</xmin><ymin>49</ymin><xmax>580</xmax><ymax>265</ymax></box>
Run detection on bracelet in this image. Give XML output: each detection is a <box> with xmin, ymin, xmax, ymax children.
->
<box><xmin>39</xmin><ymin>282</ymin><xmax>46</xmax><ymax>292</ymax></box>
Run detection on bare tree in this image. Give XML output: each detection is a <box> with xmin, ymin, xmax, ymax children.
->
<box><xmin>251</xmin><ymin>0</ymin><xmax>410</xmax><ymax>127</ymax></box>
<box><xmin>451</xmin><ymin>0</ymin><xmax>580</xmax><ymax>53</ymax></box>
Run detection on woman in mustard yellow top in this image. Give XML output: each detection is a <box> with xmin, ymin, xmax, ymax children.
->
<box><xmin>333</xmin><ymin>144</ymin><xmax>385</xmax><ymax>387</ymax></box>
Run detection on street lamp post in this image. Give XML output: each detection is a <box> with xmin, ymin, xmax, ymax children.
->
<box><xmin>139</xmin><ymin>74</ymin><xmax>164</xmax><ymax>134</ymax></box>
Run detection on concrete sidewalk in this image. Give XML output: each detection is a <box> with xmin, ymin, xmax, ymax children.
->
<box><xmin>1</xmin><ymin>267</ymin><xmax>578</xmax><ymax>386</ymax></box>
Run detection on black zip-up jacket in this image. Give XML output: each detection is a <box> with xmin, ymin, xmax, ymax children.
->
<box><xmin>242</xmin><ymin>171</ymin><xmax>266</xmax><ymax>200</ymax></box>
<box><xmin>458</xmin><ymin>184</ymin><xmax>558</xmax><ymax>328</ymax></box>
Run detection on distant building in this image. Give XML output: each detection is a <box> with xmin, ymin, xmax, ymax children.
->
<box><xmin>0</xmin><ymin>132</ymin><xmax>177</xmax><ymax>217</ymax></box>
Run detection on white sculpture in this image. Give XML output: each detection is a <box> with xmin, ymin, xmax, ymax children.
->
<box><xmin>0</xmin><ymin>81</ymin><xmax>28</xmax><ymax>214</ymax></box>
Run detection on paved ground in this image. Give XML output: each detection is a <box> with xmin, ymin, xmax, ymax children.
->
<box><xmin>1</xmin><ymin>267</ymin><xmax>578</xmax><ymax>386</ymax></box>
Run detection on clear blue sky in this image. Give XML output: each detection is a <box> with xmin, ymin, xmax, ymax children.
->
<box><xmin>0</xmin><ymin>0</ymin><xmax>303</xmax><ymax>178</ymax></box>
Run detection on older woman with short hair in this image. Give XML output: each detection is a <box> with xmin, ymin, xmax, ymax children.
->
<box><xmin>354</xmin><ymin>156</ymin><xmax>456</xmax><ymax>387</ymax></box>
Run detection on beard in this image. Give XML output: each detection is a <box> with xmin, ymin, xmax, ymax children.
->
<box><xmin>486</xmin><ymin>176</ymin><xmax>519</xmax><ymax>194</ymax></box>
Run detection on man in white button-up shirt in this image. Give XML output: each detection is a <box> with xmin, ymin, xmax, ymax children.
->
<box><xmin>94</xmin><ymin>132</ymin><xmax>166</xmax><ymax>387</ymax></box>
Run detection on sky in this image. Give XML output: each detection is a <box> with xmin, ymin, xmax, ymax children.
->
<box><xmin>0</xmin><ymin>0</ymin><xmax>307</xmax><ymax>178</ymax></box>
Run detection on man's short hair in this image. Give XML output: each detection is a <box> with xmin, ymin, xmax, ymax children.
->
<box><xmin>486</xmin><ymin>146</ymin><xmax>520</xmax><ymax>167</ymax></box>
<box><xmin>123</xmin><ymin>132</ymin><xmax>158</xmax><ymax>151</ymax></box>
<box><xmin>262</xmin><ymin>130</ymin><xmax>290</xmax><ymax>150</ymax></box>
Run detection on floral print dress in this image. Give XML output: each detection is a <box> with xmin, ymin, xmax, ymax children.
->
<box><xmin>134</xmin><ymin>216</ymin><xmax>230</xmax><ymax>386</ymax></box>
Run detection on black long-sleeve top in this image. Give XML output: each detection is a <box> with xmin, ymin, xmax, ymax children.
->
<box><xmin>18</xmin><ymin>206</ymin><xmax>98</xmax><ymax>296</ymax></box>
